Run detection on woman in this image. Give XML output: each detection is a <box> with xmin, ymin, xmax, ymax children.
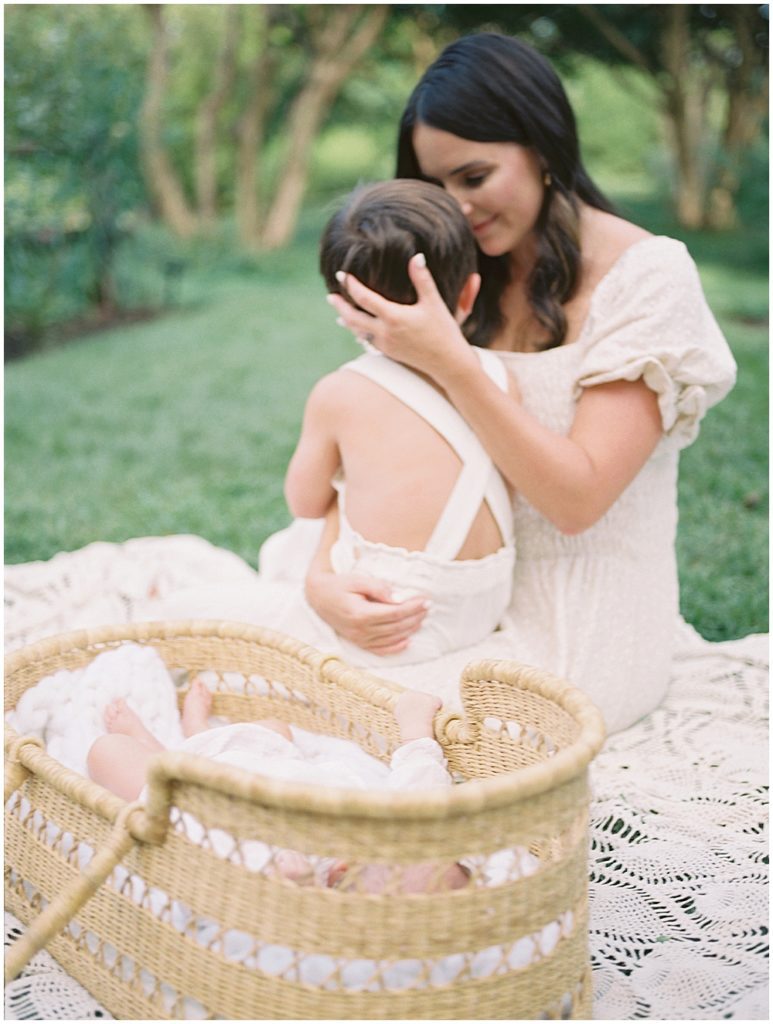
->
<box><xmin>4</xmin><ymin>34</ymin><xmax>765</xmax><ymax>1021</ymax></box>
<box><xmin>313</xmin><ymin>33</ymin><xmax>737</xmax><ymax>733</ymax></box>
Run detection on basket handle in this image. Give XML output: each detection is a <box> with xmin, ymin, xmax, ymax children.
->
<box><xmin>5</xmin><ymin>734</ymin><xmax>45</xmax><ymax>801</ymax></box>
<box><xmin>5</xmin><ymin>802</ymin><xmax>143</xmax><ymax>983</ymax></box>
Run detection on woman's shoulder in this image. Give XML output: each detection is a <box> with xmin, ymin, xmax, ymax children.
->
<box><xmin>582</xmin><ymin>209</ymin><xmax>692</xmax><ymax>291</ymax></box>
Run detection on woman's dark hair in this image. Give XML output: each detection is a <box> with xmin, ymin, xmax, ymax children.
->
<box><xmin>397</xmin><ymin>32</ymin><xmax>615</xmax><ymax>349</ymax></box>
<box><xmin>320</xmin><ymin>179</ymin><xmax>478</xmax><ymax>323</ymax></box>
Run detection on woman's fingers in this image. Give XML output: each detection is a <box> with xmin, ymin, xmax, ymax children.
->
<box><xmin>326</xmin><ymin>293</ymin><xmax>377</xmax><ymax>338</ymax></box>
<box><xmin>335</xmin><ymin>272</ymin><xmax>393</xmax><ymax>319</ymax></box>
<box><xmin>406</xmin><ymin>252</ymin><xmax>443</xmax><ymax>304</ymax></box>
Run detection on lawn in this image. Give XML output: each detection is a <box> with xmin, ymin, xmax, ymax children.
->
<box><xmin>5</xmin><ymin>204</ymin><xmax>768</xmax><ymax>641</ymax></box>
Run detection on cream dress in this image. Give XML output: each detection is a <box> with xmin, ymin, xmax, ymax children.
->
<box><xmin>492</xmin><ymin>234</ymin><xmax>738</xmax><ymax>732</ymax></box>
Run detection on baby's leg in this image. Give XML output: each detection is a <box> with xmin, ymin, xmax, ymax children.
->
<box><xmin>181</xmin><ymin>677</ymin><xmax>213</xmax><ymax>738</ymax></box>
<box><xmin>87</xmin><ymin>735</ymin><xmax>158</xmax><ymax>801</ymax></box>
<box><xmin>393</xmin><ymin>690</ymin><xmax>442</xmax><ymax>745</ymax></box>
<box><xmin>87</xmin><ymin>698</ymin><xmax>165</xmax><ymax>800</ymax></box>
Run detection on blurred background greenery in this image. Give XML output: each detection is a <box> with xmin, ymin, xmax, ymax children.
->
<box><xmin>4</xmin><ymin>4</ymin><xmax>769</xmax><ymax>640</ymax></box>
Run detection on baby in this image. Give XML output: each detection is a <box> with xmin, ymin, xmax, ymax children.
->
<box><xmin>87</xmin><ymin>681</ymin><xmax>469</xmax><ymax>893</ymax></box>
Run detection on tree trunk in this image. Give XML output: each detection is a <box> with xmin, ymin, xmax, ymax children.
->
<box><xmin>260</xmin><ymin>5</ymin><xmax>387</xmax><ymax>251</ymax></box>
<box><xmin>706</xmin><ymin>7</ymin><xmax>768</xmax><ymax>230</ymax></box>
<box><xmin>234</xmin><ymin>6</ymin><xmax>279</xmax><ymax>252</ymax></box>
<box><xmin>139</xmin><ymin>4</ymin><xmax>197</xmax><ymax>238</ymax></box>
<box><xmin>660</xmin><ymin>5</ymin><xmax>711</xmax><ymax>229</ymax></box>
<box><xmin>580</xmin><ymin>3</ymin><xmax>766</xmax><ymax>231</ymax></box>
<box><xmin>194</xmin><ymin>5</ymin><xmax>240</xmax><ymax>229</ymax></box>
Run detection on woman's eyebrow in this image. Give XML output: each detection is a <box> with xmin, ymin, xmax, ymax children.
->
<box><xmin>449</xmin><ymin>160</ymin><xmax>488</xmax><ymax>176</ymax></box>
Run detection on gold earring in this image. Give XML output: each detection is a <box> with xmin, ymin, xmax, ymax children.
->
<box><xmin>543</xmin><ymin>170</ymin><xmax>552</xmax><ymax>188</ymax></box>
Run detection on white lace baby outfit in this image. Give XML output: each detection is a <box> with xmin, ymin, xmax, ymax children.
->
<box><xmin>180</xmin><ymin>722</ymin><xmax>450</xmax><ymax>791</ymax></box>
<box><xmin>329</xmin><ymin>348</ymin><xmax>515</xmax><ymax>666</ymax></box>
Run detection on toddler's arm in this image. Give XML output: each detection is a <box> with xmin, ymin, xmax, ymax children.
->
<box><xmin>284</xmin><ymin>374</ymin><xmax>342</xmax><ymax>518</ymax></box>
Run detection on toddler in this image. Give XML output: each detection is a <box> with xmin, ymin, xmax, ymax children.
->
<box><xmin>134</xmin><ymin>180</ymin><xmax>516</xmax><ymax>675</ymax></box>
<box><xmin>281</xmin><ymin>179</ymin><xmax>517</xmax><ymax>664</ymax></box>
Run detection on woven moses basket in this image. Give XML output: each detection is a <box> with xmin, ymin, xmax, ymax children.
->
<box><xmin>5</xmin><ymin>621</ymin><xmax>605</xmax><ymax>1020</ymax></box>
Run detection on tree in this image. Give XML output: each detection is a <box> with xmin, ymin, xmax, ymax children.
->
<box><xmin>139</xmin><ymin>3</ymin><xmax>388</xmax><ymax>249</ymax></box>
<box><xmin>576</xmin><ymin>4</ymin><xmax>768</xmax><ymax>229</ymax></box>
<box><xmin>439</xmin><ymin>4</ymin><xmax>768</xmax><ymax>229</ymax></box>
<box><xmin>194</xmin><ymin>4</ymin><xmax>240</xmax><ymax>229</ymax></box>
<box><xmin>139</xmin><ymin>4</ymin><xmax>198</xmax><ymax>238</ymax></box>
<box><xmin>258</xmin><ymin>4</ymin><xmax>388</xmax><ymax>250</ymax></box>
<box><xmin>5</xmin><ymin>4</ymin><xmax>147</xmax><ymax>344</ymax></box>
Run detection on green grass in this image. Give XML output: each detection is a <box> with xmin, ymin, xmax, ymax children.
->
<box><xmin>5</xmin><ymin>203</ymin><xmax>768</xmax><ymax>641</ymax></box>
<box><xmin>5</xmin><ymin>217</ymin><xmax>360</xmax><ymax>568</ymax></box>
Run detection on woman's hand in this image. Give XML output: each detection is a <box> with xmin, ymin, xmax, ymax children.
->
<box><xmin>305</xmin><ymin>569</ymin><xmax>428</xmax><ymax>655</ymax></box>
<box><xmin>327</xmin><ymin>253</ymin><xmax>479</xmax><ymax>385</ymax></box>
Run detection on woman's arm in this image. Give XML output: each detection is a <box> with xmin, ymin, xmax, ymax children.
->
<box><xmin>329</xmin><ymin>257</ymin><xmax>663</xmax><ymax>534</ymax></box>
<box><xmin>305</xmin><ymin>505</ymin><xmax>429</xmax><ymax>653</ymax></box>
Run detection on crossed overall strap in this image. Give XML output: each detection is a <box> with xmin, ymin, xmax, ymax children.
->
<box><xmin>341</xmin><ymin>349</ymin><xmax>513</xmax><ymax>560</ymax></box>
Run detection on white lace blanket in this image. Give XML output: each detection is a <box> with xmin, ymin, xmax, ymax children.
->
<box><xmin>4</xmin><ymin>536</ymin><xmax>769</xmax><ymax>1020</ymax></box>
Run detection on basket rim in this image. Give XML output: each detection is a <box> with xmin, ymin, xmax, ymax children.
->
<box><xmin>5</xmin><ymin>620</ymin><xmax>607</xmax><ymax>823</ymax></box>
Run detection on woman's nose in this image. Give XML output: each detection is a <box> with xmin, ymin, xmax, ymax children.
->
<box><xmin>444</xmin><ymin>184</ymin><xmax>471</xmax><ymax>214</ymax></box>
<box><xmin>447</xmin><ymin>189</ymin><xmax>473</xmax><ymax>218</ymax></box>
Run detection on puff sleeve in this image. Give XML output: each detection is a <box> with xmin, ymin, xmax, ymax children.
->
<box><xmin>574</xmin><ymin>237</ymin><xmax>737</xmax><ymax>448</ymax></box>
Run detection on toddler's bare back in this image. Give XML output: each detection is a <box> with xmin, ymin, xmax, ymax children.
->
<box><xmin>333</xmin><ymin>368</ymin><xmax>505</xmax><ymax>559</ymax></box>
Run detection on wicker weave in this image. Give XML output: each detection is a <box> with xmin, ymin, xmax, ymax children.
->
<box><xmin>5</xmin><ymin>620</ymin><xmax>605</xmax><ymax>1019</ymax></box>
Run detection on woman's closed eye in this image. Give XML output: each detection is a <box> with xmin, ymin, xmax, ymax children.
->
<box><xmin>463</xmin><ymin>173</ymin><xmax>488</xmax><ymax>188</ymax></box>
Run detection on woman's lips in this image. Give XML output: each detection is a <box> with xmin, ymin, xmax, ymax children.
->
<box><xmin>472</xmin><ymin>216</ymin><xmax>496</xmax><ymax>235</ymax></box>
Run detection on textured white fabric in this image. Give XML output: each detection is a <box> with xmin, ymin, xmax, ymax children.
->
<box><xmin>5</xmin><ymin>644</ymin><xmax>185</xmax><ymax>777</ymax></box>
<box><xmin>3</xmin><ymin>545</ymin><xmax>767</xmax><ymax>1019</ymax></box>
<box><xmin>4</xmin><ymin>632</ymin><xmax>766</xmax><ymax>1020</ymax></box>
<box><xmin>495</xmin><ymin>235</ymin><xmax>737</xmax><ymax>734</ymax></box>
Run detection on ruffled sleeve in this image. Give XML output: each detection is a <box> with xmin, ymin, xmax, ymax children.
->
<box><xmin>574</xmin><ymin>237</ymin><xmax>737</xmax><ymax>448</ymax></box>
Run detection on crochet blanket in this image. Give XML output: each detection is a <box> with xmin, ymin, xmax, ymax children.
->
<box><xmin>4</xmin><ymin>536</ymin><xmax>769</xmax><ymax>1020</ymax></box>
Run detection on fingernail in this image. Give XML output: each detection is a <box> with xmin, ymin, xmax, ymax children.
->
<box><xmin>421</xmin><ymin>600</ymin><xmax>431</xmax><ymax>610</ymax></box>
<box><xmin>335</xmin><ymin>270</ymin><xmax>346</xmax><ymax>283</ymax></box>
<box><xmin>414</xmin><ymin>252</ymin><xmax>426</xmax><ymax>268</ymax></box>
<box><xmin>326</xmin><ymin>294</ymin><xmax>337</xmax><ymax>306</ymax></box>
<box><xmin>336</xmin><ymin>318</ymin><xmax>346</xmax><ymax>328</ymax></box>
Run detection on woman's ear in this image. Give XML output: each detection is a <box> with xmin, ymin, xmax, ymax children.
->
<box><xmin>454</xmin><ymin>273</ymin><xmax>481</xmax><ymax>324</ymax></box>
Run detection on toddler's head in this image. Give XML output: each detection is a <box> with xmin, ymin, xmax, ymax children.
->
<box><xmin>320</xmin><ymin>179</ymin><xmax>478</xmax><ymax>323</ymax></box>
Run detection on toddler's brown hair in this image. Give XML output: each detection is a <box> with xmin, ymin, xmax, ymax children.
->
<box><xmin>320</xmin><ymin>179</ymin><xmax>477</xmax><ymax>317</ymax></box>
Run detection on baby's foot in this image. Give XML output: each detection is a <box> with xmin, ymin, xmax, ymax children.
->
<box><xmin>182</xmin><ymin>677</ymin><xmax>212</xmax><ymax>737</ymax></box>
<box><xmin>103</xmin><ymin>698</ymin><xmax>163</xmax><ymax>753</ymax></box>
<box><xmin>394</xmin><ymin>690</ymin><xmax>442</xmax><ymax>744</ymax></box>
<box><xmin>104</xmin><ymin>697</ymin><xmax>146</xmax><ymax>739</ymax></box>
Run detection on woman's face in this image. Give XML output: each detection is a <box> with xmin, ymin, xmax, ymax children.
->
<box><xmin>412</xmin><ymin>123</ymin><xmax>545</xmax><ymax>260</ymax></box>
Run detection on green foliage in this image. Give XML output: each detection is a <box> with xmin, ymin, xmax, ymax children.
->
<box><xmin>4</xmin><ymin>210</ymin><xmax>356</xmax><ymax>566</ymax></box>
<box><xmin>5</xmin><ymin>5</ymin><xmax>147</xmax><ymax>350</ymax></box>
<box><xmin>5</xmin><ymin>2</ymin><xmax>768</xmax><ymax>360</ymax></box>
<box><xmin>564</xmin><ymin>59</ymin><xmax>661</xmax><ymax>194</ymax></box>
